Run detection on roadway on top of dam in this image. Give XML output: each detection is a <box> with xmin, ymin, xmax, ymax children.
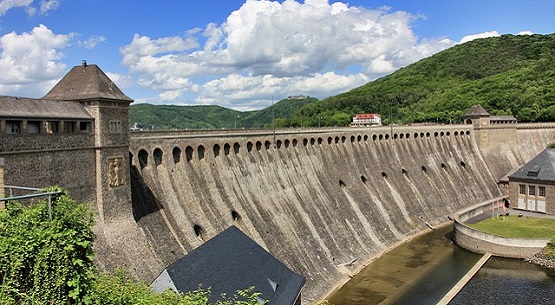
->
<box><xmin>130</xmin><ymin>124</ymin><xmax>472</xmax><ymax>140</ymax></box>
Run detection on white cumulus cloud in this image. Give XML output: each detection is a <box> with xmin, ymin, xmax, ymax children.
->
<box><xmin>0</xmin><ymin>0</ymin><xmax>59</xmax><ymax>16</ymax></box>
<box><xmin>0</xmin><ymin>24</ymin><xmax>71</xmax><ymax>96</ymax></box>
<box><xmin>460</xmin><ymin>31</ymin><xmax>500</xmax><ymax>44</ymax></box>
<box><xmin>120</xmin><ymin>0</ymin><xmax>455</xmax><ymax>109</ymax></box>
<box><xmin>78</xmin><ymin>35</ymin><xmax>106</xmax><ymax>49</ymax></box>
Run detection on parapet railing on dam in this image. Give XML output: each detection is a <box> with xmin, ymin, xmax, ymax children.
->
<box><xmin>130</xmin><ymin>124</ymin><xmax>471</xmax><ymax>140</ymax></box>
<box><xmin>452</xmin><ymin>197</ymin><xmax>550</xmax><ymax>258</ymax></box>
<box><xmin>129</xmin><ymin>124</ymin><xmax>474</xmax><ymax>168</ymax></box>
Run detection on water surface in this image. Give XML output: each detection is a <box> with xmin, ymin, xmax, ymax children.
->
<box><xmin>328</xmin><ymin>225</ymin><xmax>481</xmax><ymax>305</ymax></box>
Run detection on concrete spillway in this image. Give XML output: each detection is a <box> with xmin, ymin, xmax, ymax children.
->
<box><xmin>124</xmin><ymin>125</ymin><xmax>505</xmax><ymax>302</ymax></box>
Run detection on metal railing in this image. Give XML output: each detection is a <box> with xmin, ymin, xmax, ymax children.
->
<box><xmin>1</xmin><ymin>186</ymin><xmax>63</xmax><ymax>221</ymax></box>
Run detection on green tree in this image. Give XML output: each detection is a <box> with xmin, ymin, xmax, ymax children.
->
<box><xmin>0</xmin><ymin>188</ymin><xmax>266</xmax><ymax>305</ymax></box>
<box><xmin>0</xmin><ymin>187</ymin><xmax>96</xmax><ymax>304</ymax></box>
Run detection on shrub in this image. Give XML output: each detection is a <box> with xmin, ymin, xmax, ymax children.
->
<box><xmin>0</xmin><ymin>186</ymin><xmax>96</xmax><ymax>304</ymax></box>
<box><xmin>0</xmin><ymin>187</ymin><xmax>263</xmax><ymax>305</ymax></box>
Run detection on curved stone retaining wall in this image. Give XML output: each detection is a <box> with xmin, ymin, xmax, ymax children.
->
<box><xmin>453</xmin><ymin>197</ymin><xmax>550</xmax><ymax>258</ymax></box>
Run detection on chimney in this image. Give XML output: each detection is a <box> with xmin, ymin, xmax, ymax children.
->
<box><xmin>0</xmin><ymin>157</ymin><xmax>4</xmax><ymax>209</ymax></box>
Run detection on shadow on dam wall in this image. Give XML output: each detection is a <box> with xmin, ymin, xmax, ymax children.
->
<box><xmin>127</xmin><ymin>127</ymin><xmax>503</xmax><ymax>302</ymax></box>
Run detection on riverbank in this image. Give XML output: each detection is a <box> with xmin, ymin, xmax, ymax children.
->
<box><xmin>325</xmin><ymin>222</ymin><xmax>480</xmax><ymax>305</ymax></box>
<box><xmin>322</xmin><ymin>221</ymin><xmax>452</xmax><ymax>301</ymax></box>
<box><xmin>526</xmin><ymin>252</ymin><xmax>555</xmax><ymax>269</ymax></box>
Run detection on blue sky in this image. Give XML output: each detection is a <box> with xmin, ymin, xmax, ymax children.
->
<box><xmin>1</xmin><ymin>0</ymin><xmax>553</xmax><ymax>110</ymax></box>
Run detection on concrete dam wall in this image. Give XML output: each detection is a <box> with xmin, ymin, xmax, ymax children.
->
<box><xmin>127</xmin><ymin>125</ymin><xmax>501</xmax><ymax>301</ymax></box>
<box><xmin>477</xmin><ymin>123</ymin><xmax>555</xmax><ymax>181</ymax></box>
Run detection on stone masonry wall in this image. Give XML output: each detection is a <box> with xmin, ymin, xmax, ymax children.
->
<box><xmin>0</xmin><ymin>133</ymin><xmax>96</xmax><ymax>203</ymax></box>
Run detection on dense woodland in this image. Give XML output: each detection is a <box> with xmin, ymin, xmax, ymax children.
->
<box><xmin>131</xmin><ymin>34</ymin><xmax>555</xmax><ymax>129</ymax></box>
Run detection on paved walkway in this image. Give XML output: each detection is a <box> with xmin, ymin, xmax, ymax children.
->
<box><xmin>508</xmin><ymin>208</ymin><xmax>555</xmax><ymax>220</ymax></box>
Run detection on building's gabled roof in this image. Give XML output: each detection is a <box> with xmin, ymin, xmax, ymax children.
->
<box><xmin>464</xmin><ymin>104</ymin><xmax>490</xmax><ymax>118</ymax></box>
<box><xmin>509</xmin><ymin>149</ymin><xmax>555</xmax><ymax>182</ymax></box>
<box><xmin>0</xmin><ymin>96</ymin><xmax>93</xmax><ymax>120</ymax></box>
<box><xmin>151</xmin><ymin>225</ymin><xmax>305</xmax><ymax>305</ymax></box>
<box><xmin>43</xmin><ymin>62</ymin><xmax>132</xmax><ymax>102</ymax></box>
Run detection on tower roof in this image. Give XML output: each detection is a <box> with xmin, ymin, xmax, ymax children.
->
<box><xmin>464</xmin><ymin>104</ymin><xmax>490</xmax><ymax>118</ymax></box>
<box><xmin>43</xmin><ymin>62</ymin><xmax>132</xmax><ymax>102</ymax></box>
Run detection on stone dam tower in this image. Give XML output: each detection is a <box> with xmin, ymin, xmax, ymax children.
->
<box><xmin>2</xmin><ymin>63</ymin><xmax>555</xmax><ymax>303</ymax></box>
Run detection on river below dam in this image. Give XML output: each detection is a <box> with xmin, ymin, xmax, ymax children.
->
<box><xmin>327</xmin><ymin>224</ymin><xmax>555</xmax><ymax>305</ymax></box>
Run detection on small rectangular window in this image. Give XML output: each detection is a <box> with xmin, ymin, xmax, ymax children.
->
<box><xmin>539</xmin><ymin>186</ymin><xmax>546</xmax><ymax>197</ymax></box>
<box><xmin>519</xmin><ymin>184</ymin><xmax>526</xmax><ymax>195</ymax></box>
<box><xmin>27</xmin><ymin>121</ymin><xmax>41</xmax><ymax>134</ymax></box>
<box><xmin>46</xmin><ymin>121</ymin><xmax>59</xmax><ymax>134</ymax></box>
<box><xmin>80</xmin><ymin>121</ymin><xmax>91</xmax><ymax>133</ymax></box>
<box><xmin>109</xmin><ymin>120</ymin><xmax>122</xmax><ymax>133</ymax></box>
<box><xmin>529</xmin><ymin>185</ymin><xmax>536</xmax><ymax>196</ymax></box>
<box><xmin>6</xmin><ymin>120</ymin><xmax>21</xmax><ymax>134</ymax></box>
<box><xmin>64</xmin><ymin>121</ymin><xmax>76</xmax><ymax>133</ymax></box>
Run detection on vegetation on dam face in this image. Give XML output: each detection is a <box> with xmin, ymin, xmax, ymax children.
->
<box><xmin>131</xmin><ymin>34</ymin><xmax>555</xmax><ymax>129</ymax></box>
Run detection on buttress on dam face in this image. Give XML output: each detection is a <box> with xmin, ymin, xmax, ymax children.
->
<box><xmin>1</xmin><ymin>63</ymin><xmax>554</xmax><ymax>303</ymax></box>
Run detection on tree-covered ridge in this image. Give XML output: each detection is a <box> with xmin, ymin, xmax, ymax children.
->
<box><xmin>294</xmin><ymin>34</ymin><xmax>555</xmax><ymax>126</ymax></box>
<box><xmin>130</xmin><ymin>97</ymin><xmax>315</xmax><ymax>130</ymax></box>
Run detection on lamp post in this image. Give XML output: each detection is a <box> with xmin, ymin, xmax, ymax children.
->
<box><xmin>234</xmin><ymin>114</ymin><xmax>240</xmax><ymax>129</ymax></box>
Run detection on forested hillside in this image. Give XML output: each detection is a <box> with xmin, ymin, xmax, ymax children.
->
<box><xmin>130</xmin><ymin>97</ymin><xmax>315</xmax><ymax>130</ymax></box>
<box><xmin>292</xmin><ymin>34</ymin><xmax>555</xmax><ymax>126</ymax></box>
<box><xmin>131</xmin><ymin>34</ymin><xmax>555</xmax><ymax>129</ymax></box>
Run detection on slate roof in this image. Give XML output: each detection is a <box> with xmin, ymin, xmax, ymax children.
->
<box><xmin>43</xmin><ymin>62</ymin><xmax>132</xmax><ymax>102</ymax></box>
<box><xmin>464</xmin><ymin>104</ymin><xmax>490</xmax><ymax>118</ymax></box>
<box><xmin>491</xmin><ymin>115</ymin><xmax>517</xmax><ymax>122</ymax></box>
<box><xmin>509</xmin><ymin>149</ymin><xmax>555</xmax><ymax>183</ymax></box>
<box><xmin>0</xmin><ymin>96</ymin><xmax>93</xmax><ymax>120</ymax></box>
<box><xmin>151</xmin><ymin>226</ymin><xmax>305</xmax><ymax>305</ymax></box>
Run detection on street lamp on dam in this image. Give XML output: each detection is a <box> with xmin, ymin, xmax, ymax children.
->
<box><xmin>234</xmin><ymin>115</ymin><xmax>240</xmax><ymax>129</ymax></box>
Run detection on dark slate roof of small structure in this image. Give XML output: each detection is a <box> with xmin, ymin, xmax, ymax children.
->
<box><xmin>491</xmin><ymin>115</ymin><xmax>517</xmax><ymax>121</ymax></box>
<box><xmin>152</xmin><ymin>226</ymin><xmax>305</xmax><ymax>305</ymax></box>
<box><xmin>43</xmin><ymin>62</ymin><xmax>132</xmax><ymax>102</ymax></box>
<box><xmin>509</xmin><ymin>149</ymin><xmax>555</xmax><ymax>182</ymax></box>
<box><xmin>0</xmin><ymin>96</ymin><xmax>93</xmax><ymax>120</ymax></box>
<box><xmin>464</xmin><ymin>104</ymin><xmax>490</xmax><ymax>118</ymax></box>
